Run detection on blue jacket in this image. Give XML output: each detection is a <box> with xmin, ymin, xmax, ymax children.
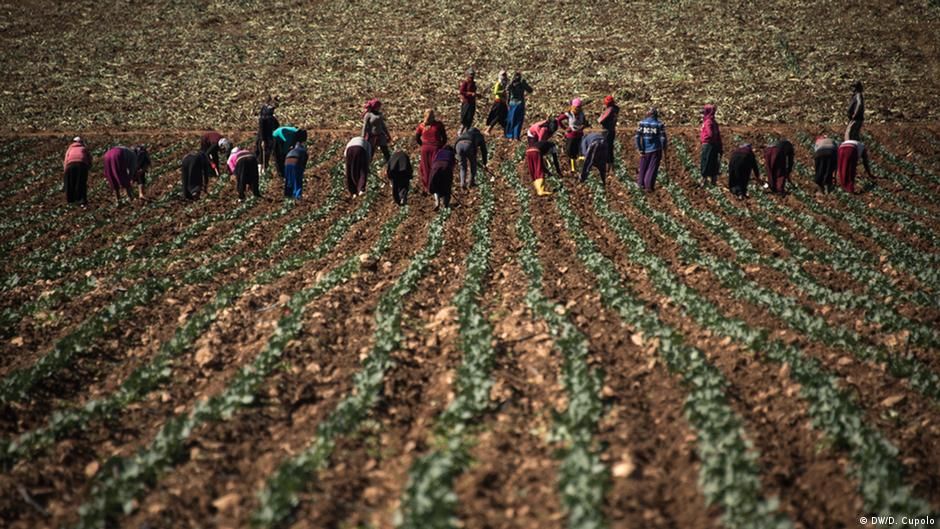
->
<box><xmin>635</xmin><ymin>117</ymin><xmax>667</xmax><ymax>153</ymax></box>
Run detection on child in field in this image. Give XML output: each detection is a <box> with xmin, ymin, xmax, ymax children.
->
<box><xmin>485</xmin><ymin>70</ymin><xmax>509</xmax><ymax>136</ymax></box>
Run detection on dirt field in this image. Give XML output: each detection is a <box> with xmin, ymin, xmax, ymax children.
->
<box><xmin>2</xmin><ymin>1</ymin><xmax>940</xmax><ymax>528</ymax></box>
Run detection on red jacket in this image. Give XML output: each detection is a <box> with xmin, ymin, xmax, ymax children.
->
<box><xmin>415</xmin><ymin>120</ymin><xmax>447</xmax><ymax>148</ymax></box>
<box><xmin>700</xmin><ymin>105</ymin><xmax>722</xmax><ymax>151</ymax></box>
<box><xmin>459</xmin><ymin>79</ymin><xmax>477</xmax><ymax>104</ymax></box>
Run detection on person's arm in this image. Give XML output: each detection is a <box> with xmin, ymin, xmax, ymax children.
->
<box><xmin>415</xmin><ymin>125</ymin><xmax>423</xmax><ymax>146</ymax></box>
<box><xmin>661</xmin><ymin>126</ymin><xmax>668</xmax><ymax>159</ymax></box>
<box><xmin>525</xmin><ymin>80</ymin><xmax>533</xmax><ymax>94</ymax></box>
<box><xmin>361</xmin><ymin>115</ymin><xmax>369</xmax><ymax>138</ymax></box>
<box><xmin>861</xmin><ymin>148</ymin><xmax>873</xmax><ymax>177</ymax></box>
<box><xmin>439</xmin><ymin>124</ymin><xmax>447</xmax><ymax>146</ymax></box>
<box><xmin>635</xmin><ymin>126</ymin><xmax>642</xmax><ymax>152</ymax></box>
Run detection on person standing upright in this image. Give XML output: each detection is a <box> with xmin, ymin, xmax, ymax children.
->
<box><xmin>63</xmin><ymin>137</ymin><xmax>92</xmax><ymax>206</ymax></box>
<box><xmin>700</xmin><ymin>104</ymin><xmax>723</xmax><ymax>186</ymax></box>
<box><xmin>458</xmin><ymin>68</ymin><xmax>477</xmax><ymax>135</ymax></box>
<box><xmin>635</xmin><ymin>108</ymin><xmax>668</xmax><ymax>191</ymax></box>
<box><xmin>256</xmin><ymin>96</ymin><xmax>279</xmax><ymax>173</ymax></box>
<box><xmin>505</xmin><ymin>72</ymin><xmax>533</xmax><ymax>140</ymax></box>
<box><xmin>415</xmin><ymin>109</ymin><xmax>447</xmax><ymax>194</ymax></box>
<box><xmin>362</xmin><ymin>98</ymin><xmax>391</xmax><ymax>163</ymax></box>
<box><xmin>485</xmin><ymin>70</ymin><xmax>509</xmax><ymax>136</ymax></box>
<box><xmin>598</xmin><ymin>95</ymin><xmax>620</xmax><ymax>166</ymax></box>
<box><xmin>846</xmin><ymin>81</ymin><xmax>865</xmax><ymax>141</ymax></box>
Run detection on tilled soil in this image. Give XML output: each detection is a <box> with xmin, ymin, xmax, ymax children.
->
<box><xmin>0</xmin><ymin>127</ymin><xmax>938</xmax><ymax>528</ymax></box>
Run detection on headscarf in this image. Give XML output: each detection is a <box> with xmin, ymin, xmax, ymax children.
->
<box><xmin>466</xmin><ymin>68</ymin><xmax>475</xmax><ymax>77</ymax></box>
<box><xmin>218</xmin><ymin>138</ymin><xmax>231</xmax><ymax>151</ymax></box>
<box><xmin>604</xmin><ymin>95</ymin><xmax>615</xmax><ymax>107</ymax></box>
<box><xmin>72</xmin><ymin>136</ymin><xmax>83</xmax><ymax>144</ymax></box>
<box><xmin>364</xmin><ymin>98</ymin><xmax>382</xmax><ymax>116</ymax></box>
<box><xmin>647</xmin><ymin>107</ymin><xmax>659</xmax><ymax>119</ymax></box>
<box><xmin>702</xmin><ymin>104</ymin><xmax>717</xmax><ymax>118</ymax></box>
<box><xmin>498</xmin><ymin>70</ymin><xmax>508</xmax><ymax>82</ymax></box>
<box><xmin>571</xmin><ymin>98</ymin><xmax>582</xmax><ymax>108</ymax></box>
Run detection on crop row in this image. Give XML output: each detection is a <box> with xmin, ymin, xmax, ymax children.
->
<box><xmin>250</xmin><ymin>208</ymin><xmax>454</xmax><ymax>528</ymax></box>
<box><xmin>0</xmin><ymin>154</ymin><xmax>352</xmax><ymax>405</ymax></box>
<box><xmin>663</xmin><ymin>141</ymin><xmax>940</xmax><ymax>404</ymax></box>
<box><xmin>1</xmin><ymin>144</ymin><xmax>341</xmax><ymax>334</ymax></box>
<box><xmin>397</xmin><ymin>151</ymin><xmax>499</xmax><ymax>528</ymax></box>
<box><xmin>667</xmin><ymin>139</ymin><xmax>937</xmax><ymax>348</ymax></box>
<box><xmin>0</xmin><ymin>162</ymin><xmax>353</xmax><ymax>466</ymax></box>
<box><xmin>867</xmin><ymin>133</ymin><xmax>940</xmax><ymax>189</ymax></box>
<box><xmin>500</xmin><ymin>148</ymin><xmax>609</xmax><ymax>529</ymax></box>
<box><xmin>791</xmin><ymin>134</ymin><xmax>940</xmax><ymax>263</ymax></box>
<box><xmin>592</xmin><ymin>146</ymin><xmax>932</xmax><ymax>521</ymax></box>
<box><xmin>73</xmin><ymin>175</ymin><xmax>410</xmax><ymax>528</ymax></box>
<box><xmin>0</xmin><ymin>140</ymin><xmax>189</xmax><ymax>288</ymax></box>
<box><xmin>544</xmin><ymin>165</ymin><xmax>790</xmax><ymax>528</ymax></box>
<box><xmin>0</xmin><ymin>144</ymin><xmax>85</xmax><ymax>207</ymax></box>
<box><xmin>671</xmin><ymin>138</ymin><xmax>936</xmax><ymax>311</ymax></box>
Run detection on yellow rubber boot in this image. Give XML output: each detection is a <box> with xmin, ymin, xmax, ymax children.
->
<box><xmin>570</xmin><ymin>159</ymin><xmax>576</xmax><ymax>174</ymax></box>
<box><xmin>534</xmin><ymin>178</ymin><xmax>553</xmax><ymax>196</ymax></box>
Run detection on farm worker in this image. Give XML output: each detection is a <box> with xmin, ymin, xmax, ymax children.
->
<box><xmin>762</xmin><ymin>139</ymin><xmax>795</xmax><ymax>194</ymax></box>
<box><xmin>527</xmin><ymin>116</ymin><xmax>560</xmax><ymax>146</ymax></box>
<box><xmin>362</xmin><ymin>98</ymin><xmax>391</xmax><ymax>163</ymax></box>
<box><xmin>579</xmin><ymin>132</ymin><xmax>609</xmax><ymax>183</ymax></box>
<box><xmin>525</xmin><ymin>140</ymin><xmax>562</xmax><ymax>196</ymax></box>
<box><xmin>458</xmin><ymin>68</ymin><xmax>477</xmax><ymax>134</ymax></box>
<box><xmin>505</xmin><ymin>72</ymin><xmax>533</xmax><ymax>140</ymax></box>
<box><xmin>813</xmin><ymin>135</ymin><xmax>838</xmax><ymax>193</ymax></box>
<box><xmin>455</xmin><ymin>126</ymin><xmax>488</xmax><ymax>189</ymax></box>
<box><xmin>700</xmin><ymin>104</ymin><xmax>723</xmax><ymax>186</ymax></box>
<box><xmin>345</xmin><ymin>136</ymin><xmax>373</xmax><ymax>197</ymax></box>
<box><xmin>200</xmin><ymin>130</ymin><xmax>224</xmax><ymax>176</ymax></box>
<box><xmin>132</xmin><ymin>144</ymin><xmax>151</xmax><ymax>199</ymax></box>
<box><xmin>597</xmin><ymin>95</ymin><xmax>620</xmax><ymax>166</ymax></box>
<box><xmin>273</xmin><ymin>126</ymin><xmax>307</xmax><ymax>179</ymax></box>
<box><xmin>485</xmin><ymin>70</ymin><xmax>509</xmax><ymax>136</ymax></box>
<box><xmin>180</xmin><ymin>150</ymin><xmax>212</xmax><ymax>200</ymax></box>
<box><xmin>103</xmin><ymin>146</ymin><xmax>138</xmax><ymax>205</ymax></box>
<box><xmin>836</xmin><ymin>139</ymin><xmax>873</xmax><ymax>194</ymax></box>
<box><xmin>564</xmin><ymin>98</ymin><xmax>587</xmax><ymax>173</ymax></box>
<box><xmin>429</xmin><ymin>145</ymin><xmax>457</xmax><ymax>210</ymax></box>
<box><xmin>634</xmin><ymin>107</ymin><xmax>668</xmax><ymax>191</ymax></box>
<box><xmin>63</xmin><ymin>136</ymin><xmax>92</xmax><ymax>206</ymax></box>
<box><xmin>386</xmin><ymin>151</ymin><xmax>413</xmax><ymax>206</ymax></box>
<box><xmin>231</xmin><ymin>148</ymin><xmax>261</xmax><ymax>200</ymax></box>
<box><xmin>415</xmin><ymin>109</ymin><xmax>447</xmax><ymax>194</ymax></box>
<box><xmin>727</xmin><ymin>144</ymin><xmax>759</xmax><ymax>199</ymax></box>
<box><xmin>227</xmin><ymin>146</ymin><xmax>242</xmax><ymax>175</ymax></box>
<box><xmin>284</xmin><ymin>141</ymin><xmax>308</xmax><ymax>199</ymax></box>
<box><xmin>846</xmin><ymin>81</ymin><xmax>864</xmax><ymax>141</ymax></box>
<box><xmin>256</xmin><ymin>96</ymin><xmax>280</xmax><ymax>173</ymax></box>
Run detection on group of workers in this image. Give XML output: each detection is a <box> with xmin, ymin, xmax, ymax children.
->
<box><xmin>60</xmin><ymin>75</ymin><xmax>872</xmax><ymax>209</ymax></box>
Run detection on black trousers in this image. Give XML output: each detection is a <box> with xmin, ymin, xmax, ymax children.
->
<box><xmin>460</xmin><ymin>102</ymin><xmax>476</xmax><ymax>129</ymax></box>
<box><xmin>236</xmin><ymin>159</ymin><xmax>261</xmax><ymax>199</ymax></box>
<box><xmin>64</xmin><ymin>163</ymin><xmax>88</xmax><ymax>203</ymax></box>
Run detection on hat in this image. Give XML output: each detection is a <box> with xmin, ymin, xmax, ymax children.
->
<box><xmin>571</xmin><ymin>98</ymin><xmax>582</xmax><ymax>107</ymax></box>
<box><xmin>604</xmin><ymin>95</ymin><xmax>614</xmax><ymax>106</ymax></box>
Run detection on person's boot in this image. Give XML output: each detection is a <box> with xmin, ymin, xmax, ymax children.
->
<box><xmin>534</xmin><ymin>178</ymin><xmax>553</xmax><ymax>196</ymax></box>
<box><xmin>570</xmin><ymin>159</ymin><xmax>576</xmax><ymax>174</ymax></box>
<box><xmin>433</xmin><ymin>193</ymin><xmax>440</xmax><ymax>210</ymax></box>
